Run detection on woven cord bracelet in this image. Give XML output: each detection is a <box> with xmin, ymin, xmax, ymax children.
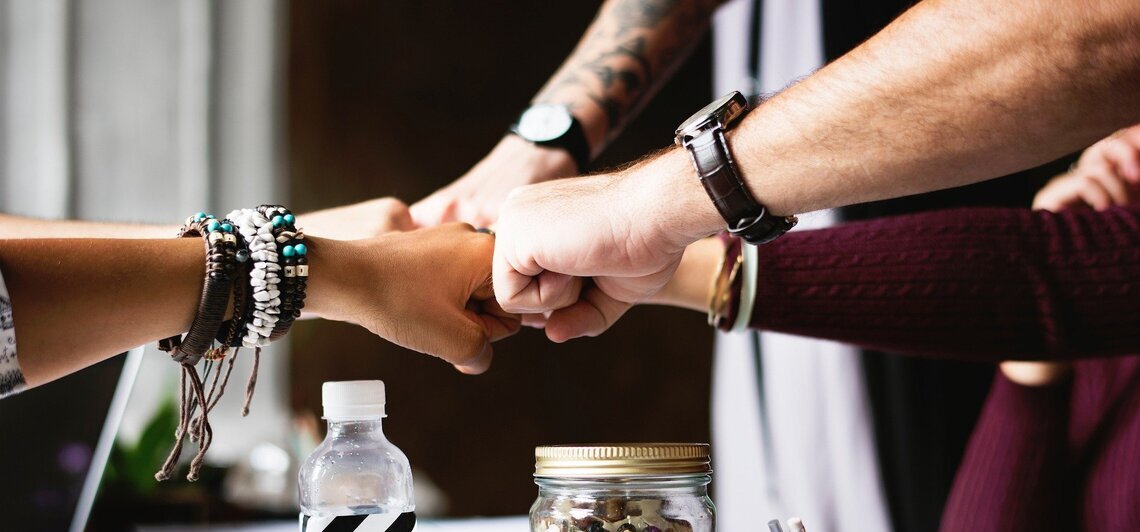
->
<box><xmin>155</xmin><ymin>213</ymin><xmax>240</xmax><ymax>482</ymax></box>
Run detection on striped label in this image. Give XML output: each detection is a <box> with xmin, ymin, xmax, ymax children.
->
<box><xmin>300</xmin><ymin>511</ymin><xmax>416</xmax><ymax>532</ymax></box>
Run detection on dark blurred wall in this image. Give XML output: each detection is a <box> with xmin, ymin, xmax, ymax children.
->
<box><xmin>287</xmin><ymin>1</ymin><xmax>715</xmax><ymax>517</ymax></box>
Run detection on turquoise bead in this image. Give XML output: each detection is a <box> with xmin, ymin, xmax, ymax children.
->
<box><xmin>272</xmin><ymin>215</ymin><xmax>284</xmax><ymax>227</ymax></box>
<box><xmin>207</xmin><ymin>220</ymin><xmax>221</xmax><ymax>232</ymax></box>
<box><xmin>284</xmin><ymin>213</ymin><xmax>295</xmax><ymax>224</ymax></box>
<box><xmin>282</xmin><ymin>245</ymin><xmax>296</xmax><ymax>257</ymax></box>
<box><xmin>194</xmin><ymin>211</ymin><xmax>206</xmax><ymax>221</ymax></box>
<box><xmin>221</xmin><ymin>223</ymin><xmax>233</xmax><ymax>232</ymax></box>
<box><xmin>294</xmin><ymin>243</ymin><xmax>307</xmax><ymax>256</ymax></box>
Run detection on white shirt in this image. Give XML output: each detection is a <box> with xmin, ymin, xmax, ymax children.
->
<box><xmin>710</xmin><ymin>1</ymin><xmax>893</xmax><ymax>531</ymax></box>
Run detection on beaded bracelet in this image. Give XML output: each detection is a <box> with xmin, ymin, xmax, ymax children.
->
<box><xmin>158</xmin><ymin>213</ymin><xmax>240</xmax><ymax>365</ymax></box>
<box><xmin>227</xmin><ymin>207</ymin><xmax>283</xmax><ymax>347</ymax></box>
<box><xmin>255</xmin><ymin>205</ymin><xmax>309</xmax><ymax>342</ymax></box>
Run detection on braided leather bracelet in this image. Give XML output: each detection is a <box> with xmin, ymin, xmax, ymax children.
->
<box><xmin>158</xmin><ymin>214</ymin><xmax>240</xmax><ymax>365</ymax></box>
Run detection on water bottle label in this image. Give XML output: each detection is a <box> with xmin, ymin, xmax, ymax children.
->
<box><xmin>300</xmin><ymin>511</ymin><xmax>416</xmax><ymax>532</ymax></box>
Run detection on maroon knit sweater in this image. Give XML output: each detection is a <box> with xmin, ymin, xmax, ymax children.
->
<box><xmin>747</xmin><ymin>206</ymin><xmax>1140</xmax><ymax>530</ymax></box>
<box><xmin>750</xmin><ymin>206</ymin><xmax>1140</xmax><ymax>360</ymax></box>
<box><xmin>940</xmin><ymin>357</ymin><xmax>1140</xmax><ymax>531</ymax></box>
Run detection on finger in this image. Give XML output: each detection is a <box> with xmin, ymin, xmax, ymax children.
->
<box><xmin>1076</xmin><ymin>174</ymin><xmax>1113</xmax><ymax>210</ymax></box>
<box><xmin>454</xmin><ymin>343</ymin><xmax>493</xmax><ymax>375</ymax></box>
<box><xmin>544</xmin><ymin>284</ymin><xmax>632</xmax><ymax>343</ymax></box>
<box><xmin>387</xmin><ymin>204</ymin><xmax>416</xmax><ymax>232</ymax></box>
<box><xmin>1102</xmin><ymin>139</ymin><xmax>1140</xmax><ymax>184</ymax></box>
<box><xmin>1084</xmin><ymin>165</ymin><xmax>1130</xmax><ymax>208</ymax></box>
<box><xmin>473</xmin><ymin>299</ymin><xmax>522</xmax><ymax>342</ymax></box>
<box><xmin>492</xmin><ymin>242</ymin><xmax>582</xmax><ymax>313</ymax></box>
<box><xmin>409</xmin><ymin>195</ymin><xmax>457</xmax><ymax>228</ymax></box>
<box><xmin>521</xmin><ymin>313</ymin><xmax>549</xmax><ymax>329</ymax></box>
<box><xmin>455</xmin><ymin>201</ymin><xmax>497</xmax><ymax>229</ymax></box>
<box><xmin>1032</xmin><ymin>176</ymin><xmax>1082</xmax><ymax>211</ymax></box>
<box><xmin>433</xmin><ymin>315</ymin><xmax>494</xmax><ymax>370</ymax></box>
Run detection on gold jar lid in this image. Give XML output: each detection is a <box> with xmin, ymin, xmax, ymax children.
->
<box><xmin>535</xmin><ymin>443</ymin><xmax>711</xmax><ymax>478</ymax></box>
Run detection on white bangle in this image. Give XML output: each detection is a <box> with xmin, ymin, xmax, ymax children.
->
<box><xmin>732</xmin><ymin>243</ymin><xmax>759</xmax><ymax>332</ymax></box>
<box><xmin>227</xmin><ymin>208</ymin><xmax>281</xmax><ymax>347</ymax></box>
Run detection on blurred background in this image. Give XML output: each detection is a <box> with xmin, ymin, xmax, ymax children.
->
<box><xmin>0</xmin><ymin>0</ymin><xmax>715</xmax><ymax>529</ymax></box>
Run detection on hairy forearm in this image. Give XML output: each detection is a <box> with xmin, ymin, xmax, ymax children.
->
<box><xmin>646</xmin><ymin>0</ymin><xmax>1140</xmax><ymax>241</ymax></box>
<box><xmin>749</xmin><ymin>0</ymin><xmax>1138</xmax><ymax>211</ymax></box>
<box><xmin>0</xmin><ymin>213</ymin><xmax>174</xmax><ymax>239</ymax></box>
<box><xmin>534</xmin><ymin>0</ymin><xmax>723</xmax><ymax>153</ymax></box>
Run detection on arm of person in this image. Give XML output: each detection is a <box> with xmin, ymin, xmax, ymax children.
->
<box><xmin>411</xmin><ymin>0</ymin><xmax>724</xmax><ymax>227</ymax></box>
<box><xmin>652</xmin><ymin>206</ymin><xmax>1140</xmax><ymax>361</ymax></box>
<box><xmin>0</xmin><ymin>197</ymin><xmax>415</xmax><ymax>241</ymax></box>
<box><xmin>493</xmin><ymin>0</ymin><xmax>1140</xmax><ymax>339</ymax></box>
<box><xmin>0</xmin><ymin>224</ymin><xmax>517</xmax><ymax>390</ymax></box>
<box><xmin>0</xmin><ymin>213</ymin><xmax>176</xmax><ymax>239</ymax></box>
<box><xmin>939</xmin><ymin>369</ymin><xmax>1075</xmax><ymax>531</ymax></box>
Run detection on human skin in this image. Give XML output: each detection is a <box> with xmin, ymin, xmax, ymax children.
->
<box><xmin>644</xmin><ymin>125</ymin><xmax>1140</xmax><ymax>385</ymax></box>
<box><xmin>410</xmin><ymin>0</ymin><xmax>724</xmax><ymax>227</ymax></box>
<box><xmin>493</xmin><ymin>0</ymin><xmax>1140</xmax><ymax>342</ymax></box>
<box><xmin>0</xmin><ymin>224</ymin><xmax>519</xmax><ymax>388</ymax></box>
<box><xmin>0</xmin><ymin>197</ymin><xmax>416</xmax><ymax>241</ymax></box>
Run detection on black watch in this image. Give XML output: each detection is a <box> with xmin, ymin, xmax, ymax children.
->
<box><xmin>674</xmin><ymin>91</ymin><xmax>797</xmax><ymax>244</ymax></box>
<box><xmin>511</xmin><ymin>104</ymin><xmax>591</xmax><ymax>172</ymax></box>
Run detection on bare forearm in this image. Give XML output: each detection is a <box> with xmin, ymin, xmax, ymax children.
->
<box><xmin>0</xmin><ymin>213</ymin><xmax>175</xmax><ymax>239</ymax></box>
<box><xmin>740</xmin><ymin>0</ymin><xmax>1139</xmax><ymax>213</ymax></box>
<box><xmin>0</xmin><ymin>236</ymin><xmax>352</xmax><ymax>387</ymax></box>
<box><xmin>0</xmin><ymin>238</ymin><xmax>204</xmax><ymax>385</ymax></box>
<box><xmin>534</xmin><ymin>0</ymin><xmax>723</xmax><ymax>153</ymax></box>
<box><xmin>644</xmin><ymin>0</ymin><xmax>1140</xmax><ymax>241</ymax></box>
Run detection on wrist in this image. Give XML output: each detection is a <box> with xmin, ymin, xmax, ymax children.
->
<box><xmin>303</xmin><ymin>236</ymin><xmax>354</xmax><ymax>320</ymax></box>
<box><xmin>648</xmin><ymin>237</ymin><xmax>725</xmax><ymax>312</ymax></box>
<box><xmin>495</xmin><ymin>135</ymin><xmax>578</xmax><ymax>182</ymax></box>
<box><xmin>625</xmin><ymin>147</ymin><xmax>724</xmax><ymax>249</ymax></box>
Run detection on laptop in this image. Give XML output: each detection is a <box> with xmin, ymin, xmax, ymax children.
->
<box><xmin>0</xmin><ymin>346</ymin><xmax>145</xmax><ymax>532</ymax></box>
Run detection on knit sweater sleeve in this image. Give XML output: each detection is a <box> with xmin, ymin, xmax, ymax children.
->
<box><xmin>749</xmin><ymin>206</ymin><xmax>1140</xmax><ymax>361</ymax></box>
<box><xmin>938</xmin><ymin>372</ymin><xmax>1075</xmax><ymax>531</ymax></box>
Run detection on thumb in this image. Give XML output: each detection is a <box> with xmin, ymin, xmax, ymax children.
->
<box><xmin>543</xmin><ymin>283</ymin><xmax>632</xmax><ymax>342</ymax></box>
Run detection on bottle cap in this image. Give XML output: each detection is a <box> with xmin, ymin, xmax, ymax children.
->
<box><xmin>322</xmin><ymin>380</ymin><xmax>386</xmax><ymax>419</ymax></box>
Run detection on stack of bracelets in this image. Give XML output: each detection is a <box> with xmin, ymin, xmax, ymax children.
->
<box><xmin>706</xmin><ymin>232</ymin><xmax>755</xmax><ymax>332</ymax></box>
<box><xmin>154</xmin><ymin>205</ymin><xmax>309</xmax><ymax>482</ymax></box>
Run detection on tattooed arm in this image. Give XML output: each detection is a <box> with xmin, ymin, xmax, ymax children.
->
<box><xmin>533</xmin><ymin>0</ymin><xmax>723</xmax><ymax>154</ymax></box>
<box><xmin>411</xmin><ymin>0</ymin><xmax>725</xmax><ymax>227</ymax></box>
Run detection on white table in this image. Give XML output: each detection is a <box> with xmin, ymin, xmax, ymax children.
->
<box><xmin>140</xmin><ymin>515</ymin><xmax>530</xmax><ymax>532</ymax></box>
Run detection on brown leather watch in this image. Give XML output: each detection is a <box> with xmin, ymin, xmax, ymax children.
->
<box><xmin>675</xmin><ymin>91</ymin><xmax>797</xmax><ymax>244</ymax></box>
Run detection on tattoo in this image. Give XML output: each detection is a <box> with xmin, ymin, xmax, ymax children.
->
<box><xmin>535</xmin><ymin>0</ymin><xmax>721</xmax><ymax>139</ymax></box>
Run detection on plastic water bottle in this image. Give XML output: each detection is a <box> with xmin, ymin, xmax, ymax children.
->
<box><xmin>299</xmin><ymin>380</ymin><xmax>416</xmax><ymax>531</ymax></box>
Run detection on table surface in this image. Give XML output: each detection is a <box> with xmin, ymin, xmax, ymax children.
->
<box><xmin>139</xmin><ymin>515</ymin><xmax>530</xmax><ymax>532</ymax></box>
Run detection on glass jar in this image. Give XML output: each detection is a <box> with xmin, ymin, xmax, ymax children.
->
<box><xmin>530</xmin><ymin>443</ymin><xmax>715</xmax><ymax>532</ymax></box>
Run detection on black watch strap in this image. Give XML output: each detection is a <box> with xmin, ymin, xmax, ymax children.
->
<box><xmin>510</xmin><ymin>115</ymin><xmax>591</xmax><ymax>173</ymax></box>
<box><xmin>687</xmin><ymin>129</ymin><xmax>797</xmax><ymax>244</ymax></box>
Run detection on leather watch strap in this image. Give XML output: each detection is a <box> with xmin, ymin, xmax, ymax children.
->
<box><xmin>557</xmin><ymin>116</ymin><xmax>591</xmax><ymax>172</ymax></box>
<box><xmin>687</xmin><ymin>129</ymin><xmax>796</xmax><ymax>244</ymax></box>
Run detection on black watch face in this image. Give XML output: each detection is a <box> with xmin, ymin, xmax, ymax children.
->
<box><xmin>516</xmin><ymin>104</ymin><xmax>573</xmax><ymax>142</ymax></box>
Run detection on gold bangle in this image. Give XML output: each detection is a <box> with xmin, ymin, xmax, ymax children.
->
<box><xmin>706</xmin><ymin>251</ymin><xmax>727</xmax><ymax>326</ymax></box>
<box><xmin>707</xmin><ymin>246</ymin><xmax>742</xmax><ymax>327</ymax></box>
